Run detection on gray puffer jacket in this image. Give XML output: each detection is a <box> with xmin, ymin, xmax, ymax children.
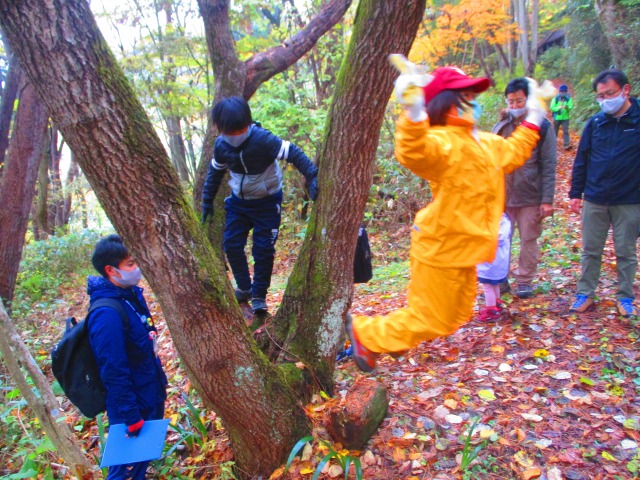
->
<box><xmin>492</xmin><ymin>114</ymin><xmax>557</xmax><ymax>207</ymax></box>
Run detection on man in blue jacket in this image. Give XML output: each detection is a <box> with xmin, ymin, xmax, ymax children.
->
<box><xmin>201</xmin><ymin>97</ymin><xmax>318</xmax><ymax>314</ymax></box>
<box><xmin>569</xmin><ymin>69</ymin><xmax>640</xmax><ymax>317</ymax></box>
<box><xmin>88</xmin><ymin>235</ymin><xmax>167</xmax><ymax>479</ymax></box>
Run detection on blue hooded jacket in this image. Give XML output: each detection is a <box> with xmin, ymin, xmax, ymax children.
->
<box><xmin>87</xmin><ymin>276</ymin><xmax>167</xmax><ymax>425</ymax></box>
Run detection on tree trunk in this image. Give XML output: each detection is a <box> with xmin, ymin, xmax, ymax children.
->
<box><xmin>166</xmin><ymin>115</ymin><xmax>191</xmax><ymax>184</ymax></box>
<box><xmin>270</xmin><ymin>0</ymin><xmax>427</xmax><ymax>392</ymax></box>
<box><xmin>63</xmin><ymin>152</ymin><xmax>80</xmax><ymax>227</ymax></box>
<box><xmin>0</xmin><ymin>80</ymin><xmax>48</xmax><ymax>307</ymax></box>
<box><xmin>0</xmin><ymin>1</ymin><xmax>310</xmax><ymax>477</ymax></box>
<box><xmin>193</xmin><ymin>0</ymin><xmax>353</xmax><ymax>206</ymax></box>
<box><xmin>34</xmin><ymin>137</ymin><xmax>51</xmax><ymax>240</ymax></box>
<box><xmin>529</xmin><ymin>0</ymin><xmax>539</xmax><ymax>74</ymax></box>
<box><xmin>49</xmin><ymin>128</ymin><xmax>65</xmax><ymax>231</ymax></box>
<box><xmin>0</xmin><ymin>300</ymin><xmax>95</xmax><ymax>478</ymax></box>
<box><xmin>0</xmin><ymin>50</ymin><xmax>22</xmax><ymax>171</ymax></box>
<box><xmin>514</xmin><ymin>0</ymin><xmax>530</xmax><ymax>75</ymax></box>
<box><xmin>594</xmin><ymin>0</ymin><xmax>640</xmax><ymax>87</ymax></box>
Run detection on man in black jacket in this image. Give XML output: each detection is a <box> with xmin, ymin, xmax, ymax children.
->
<box><xmin>493</xmin><ymin>78</ymin><xmax>557</xmax><ymax>299</ymax></box>
<box><xmin>202</xmin><ymin>97</ymin><xmax>318</xmax><ymax>314</ymax></box>
<box><xmin>569</xmin><ymin>69</ymin><xmax>640</xmax><ymax>317</ymax></box>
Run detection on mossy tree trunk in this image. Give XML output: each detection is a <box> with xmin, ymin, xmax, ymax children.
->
<box><xmin>0</xmin><ymin>1</ymin><xmax>309</xmax><ymax>477</ymax></box>
<box><xmin>270</xmin><ymin>0</ymin><xmax>427</xmax><ymax>392</ymax></box>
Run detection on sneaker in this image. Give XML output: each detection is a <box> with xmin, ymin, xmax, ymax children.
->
<box><xmin>477</xmin><ymin>306</ymin><xmax>501</xmax><ymax>322</ymax></box>
<box><xmin>569</xmin><ymin>294</ymin><xmax>595</xmax><ymax>313</ymax></box>
<box><xmin>515</xmin><ymin>284</ymin><xmax>534</xmax><ymax>299</ymax></box>
<box><xmin>251</xmin><ymin>298</ymin><xmax>268</xmax><ymax>314</ymax></box>
<box><xmin>234</xmin><ymin>289</ymin><xmax>252</xmax><ymax>303</ymax></box>
<box><xmin>345</xmin><ymin>313</ymin><xmax>378</xmax><ymax>372</ymax></box>
<box><xmin>496</xmin><ymin>299</ymin><xmax>505</xmax><ymax>312</ymax></box>
<box><xmin>616</xmin><ymin>298</ymin><xmax>637</xmax><ymax>318</ymax></box>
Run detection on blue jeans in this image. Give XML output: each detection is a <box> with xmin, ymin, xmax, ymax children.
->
<box><xmin>223</xmin><ymin>191</ymin><xmax>282</xmax><ymax>300</ymax></box>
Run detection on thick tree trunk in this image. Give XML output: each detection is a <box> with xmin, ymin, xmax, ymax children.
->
<box><xmin>270</xmin><ymin>0</ymin><xmax>427</xmax><ymax>392</ymax></box>
<box><xmin>0</xmin><ymin>81</ymin><xmax>48</xmax><ymax>307</ymax></box>
<box><xmin>0</xmin><ymin>300</ymin><xmax>95</xmax><ymax>478</ymax></box>
<box><xmin>0</xmin><ymin>1</ymin><xmax>309</xmax><ymax>477</ymax></box>
<box><xmin>0</xmin><ymin>49</ymin><xmax>22</xmax><ymax>170</ymax></box>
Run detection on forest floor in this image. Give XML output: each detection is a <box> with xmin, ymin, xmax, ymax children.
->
<box><xmin>8</xmin><ymin>134</ymin><xmax>640</xmax><ymax>479</ymax></box>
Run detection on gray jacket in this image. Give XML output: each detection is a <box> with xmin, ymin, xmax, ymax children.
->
<box><xmin>492</xmin><ymin>114</ymin><xmax>557</xmax><ymax>207</ymax></box>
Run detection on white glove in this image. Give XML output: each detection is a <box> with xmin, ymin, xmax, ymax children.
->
<box><xmin>524</xmin><ymin>78</ymin><xmax>557</xmax><ymax>127</ymax></box>
<box><xmin>389</xmin><ymin>54</ymin><xmax>433</xmax><ymax>122</ymax></box>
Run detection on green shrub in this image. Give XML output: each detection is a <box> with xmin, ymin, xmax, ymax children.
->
<box><xmin>12</xmin><ymin>230</ymin><xmax>106</xmax><ymax>316</ymax></box>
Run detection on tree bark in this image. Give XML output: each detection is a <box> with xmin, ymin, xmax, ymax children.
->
<box><xmin>594</xmin><ymin>0</ymin><xmax>640</xmax><ymax>87</ymax></box>
<box><xmin>0</xmin><ymin>46</ymin><xmax>21</xmax><ymax>169</ymax></box>
<box><xmin>270</xmin><ymin>0</ymin><xmax>427</xmax><ymax>392</ymax></box>
<box><xmin>34</xmin><ymin>137</ymin><xmax>51</xmax><ymax>240</ymax></box>
<box><xmin>0</xmin><ymin>1</ymin><xmax>309</xmax><ymax>477</ymax></box>
<box><xmin>0</xmin><ymin>300</ymin><xmax>95</xmax><ymax>478</ymax></box>
<box><xmin>0</xmin><ymin>80</ymin><xmax>48</xmax><ymax>307</ymax></box>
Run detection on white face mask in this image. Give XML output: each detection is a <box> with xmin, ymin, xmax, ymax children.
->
<box><xmin>509</xmin><ymin>107</ymin><xmax>528</xmax><ymax>118</ymax></box>
<box><xmin>598</xmin><ymin>91</ymin><xmax>626</xmax><ymax>115</ymax></box>
<box><xmin>113</xmin><ymin>267</ymin><xmax>142</xmax><ymax>287</ymax></box>
<box><xmin>221</xmin><ymin>125</ymin><xmax>252</xmax><ymax>148</ymax></box>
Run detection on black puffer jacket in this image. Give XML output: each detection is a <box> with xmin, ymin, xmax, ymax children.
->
<box><xmin>202</xmin><ymin>125</ymin><xmax>318</xmax><ymax>204</ymax></box>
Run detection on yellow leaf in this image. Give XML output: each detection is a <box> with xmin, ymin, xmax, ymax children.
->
<box><xmin>534</xmin><ymin>349</ymin><xmax>549</xmax><ymax>358</ymax></box>
<box><xmin>170</xmin><ymin>413</ymin><xmax>180</xmax><ymax>426</ymax></box>
<box><xmin>491</xmin><ymin>345</ymin><xmax>505</xmax><ymax>353</ymax></box>
<box><xmin>480</xmin><ymin>428</ymin><xmax>496</xmax><ymax>439</ymax></box>
<box><xmin>601</xmin><ymin>451</ymin><xmax>619</xmax><ymax>462</ymax></box>
<box><xmin>444</xmin><ymin>398</ymin><xmax>458</xmax><ymax>409</ymax></box>
<box><xmin>300</xmin><ymin>467</ymin><xmax>315</xmax><ymax>474</ymax></box>
<box><xmin>514</xmin><ymin>451</ymin><xmax>534</xmax><ymax>468</ymax></box>
<box><xmin>478</xmin><ymin>389</ymin><xmax>496</xmax><ymax>401</ymax></box>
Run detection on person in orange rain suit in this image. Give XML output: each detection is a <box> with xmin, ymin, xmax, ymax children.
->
<box><xmin>345</xmin><ymin>57</ymin><xmax>553</xmax><ymax>372</ymax></box>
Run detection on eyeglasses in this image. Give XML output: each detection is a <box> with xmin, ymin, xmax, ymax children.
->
<box><xmin>596</xmin><ymin>89</ymin><xmax>621</xmax><ymax>101</ymax></box>
<box><xmin>506</xmin><ymin>98</ymin><xmax>527</xmax><ymax>107</ymax></box>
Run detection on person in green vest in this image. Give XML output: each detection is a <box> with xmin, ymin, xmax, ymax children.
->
<box><xmin>550</xmin><ymin>84</ymin><xmax>574</xmax><ymax>150</ymax></box>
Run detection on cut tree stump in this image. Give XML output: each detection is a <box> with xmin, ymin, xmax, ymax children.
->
<box><xmin>327</xmin><ymin>378</ymin><xmax>389</xmax><ymax>450</ymax></box>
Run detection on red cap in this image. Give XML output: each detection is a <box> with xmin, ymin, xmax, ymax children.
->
<box><xmin>423</xmin><ymin>67</ymin><xmax>491</xmax><ymax>105</ymax></box>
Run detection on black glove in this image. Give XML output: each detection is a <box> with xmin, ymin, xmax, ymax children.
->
<box><xmin>202</xmin><ymin>205</ymin><xmax>213</xmax><ymax>224</ymax></box>
<box><xmin>309</xmin><ymin>176</ymin><xmax>318</xmax><ymax>201</ymax></box>
<box><xmin>126</xmin><ymin>419</ymin><xmax>144</xmax><ymax>438</ymax></box>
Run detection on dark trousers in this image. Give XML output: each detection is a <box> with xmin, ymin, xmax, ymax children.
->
<box><xmin>554</xmin><ymin>119</ymin><xmax>570</xmax><ymax>148</ymax></box>
<box><xmin>223</xmin><ymin>191</ymin><xmax>282</xmax><ymax>300</ymax></box>
<box><xmin>106</xmin><ymin>402</ymin><xmax>165</xmax><ymax>480</ymax></box>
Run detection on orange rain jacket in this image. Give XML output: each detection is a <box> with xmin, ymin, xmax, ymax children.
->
<box><xmin>395</xmin><ymin>113</ymin><xmax>540</xmax><ymax>268</ymax></box>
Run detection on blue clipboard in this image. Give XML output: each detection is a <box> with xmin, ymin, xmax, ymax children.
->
<box><xmin>100</xmin><ymin>419</ymin><xmax>170</xmax><ymax>468</ymax></box>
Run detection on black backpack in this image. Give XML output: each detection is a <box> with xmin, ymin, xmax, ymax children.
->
<box><xmin>353</xmin><ymin>225</ymin><xmax>373</xmax><ymax>284</ymax></box>
<box><xmin>51</xmin><ymin>298</ymin><xmax>129</xmax><ymax>418</ymax></box>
